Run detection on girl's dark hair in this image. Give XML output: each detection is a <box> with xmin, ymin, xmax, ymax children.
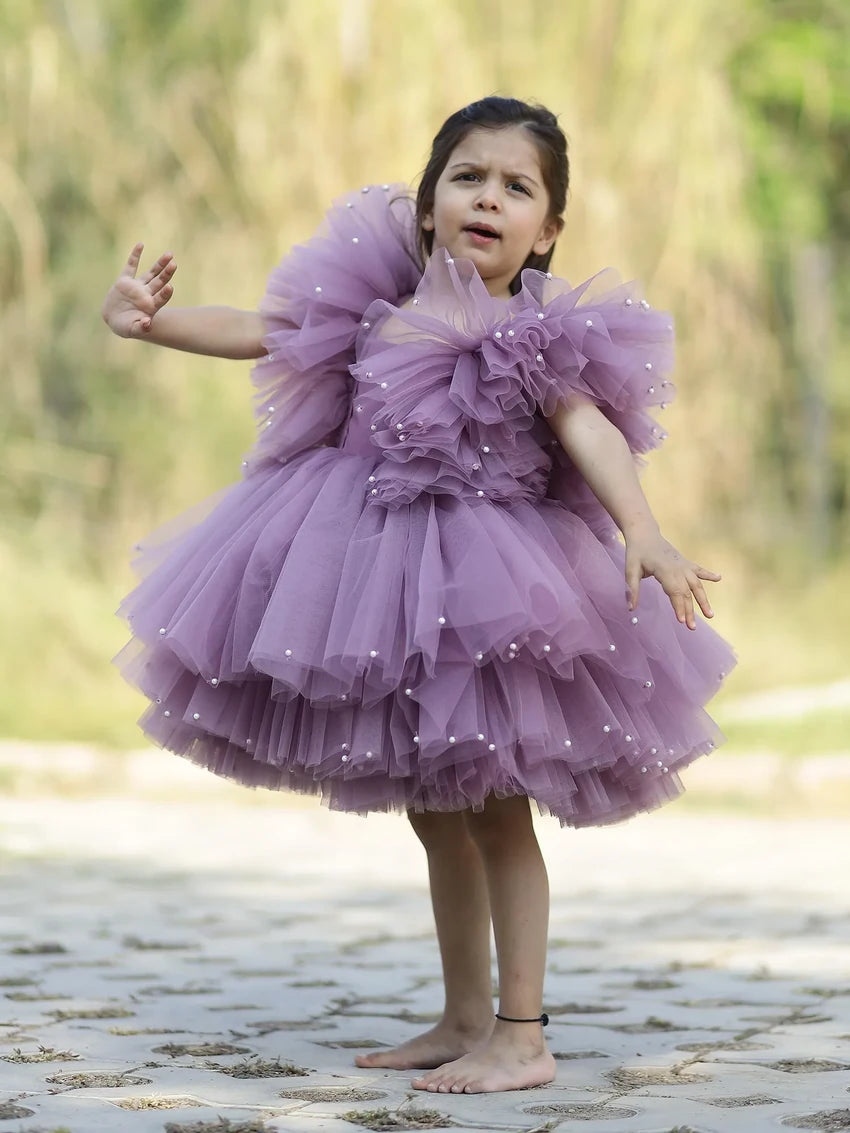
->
<box><xmin>414</xmin><ymin>96</ymin><xmax>569</xmax><ymax>294</ymax></box>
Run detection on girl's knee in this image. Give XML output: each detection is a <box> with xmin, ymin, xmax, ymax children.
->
<box><xmin>463</xmin><ymin>794</ymin><xmax>534</xmax><ymax>853</ymax></box>
<box><xmin>406</xmin><ymin>806</ymin><xmax>469</xmax><ymax>850</ymax></box>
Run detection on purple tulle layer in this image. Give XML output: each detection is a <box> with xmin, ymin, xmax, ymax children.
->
<box><xmin>114</xmin><ymin>182</ymin><xmax>737</xmax><ymax>827</ymax></box>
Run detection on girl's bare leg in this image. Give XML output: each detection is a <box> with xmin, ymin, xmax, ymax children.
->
<box><xmin>354</xmin><ymin>808</ymin><xmax>495</xmax><ymax>1070</ymax></box>
<box><xmin>412</xmin><ymin>794</ymin><xmax>556</xmax><ymax>1093</ymax></box>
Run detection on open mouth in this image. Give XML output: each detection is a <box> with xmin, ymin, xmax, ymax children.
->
<box><xmin>464</xmin><ymin>225</ymin><xmax>500</xmax><ymax>243</ymax></box>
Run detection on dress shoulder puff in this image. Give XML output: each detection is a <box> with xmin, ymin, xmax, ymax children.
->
<box><xmin>242</xmin><ymin>183</ymin><xmax>422</xmax><ymax>472</ymax></box>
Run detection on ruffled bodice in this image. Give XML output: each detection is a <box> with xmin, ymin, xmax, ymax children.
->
<box><xmin>246</xmin><ymin>181</ymin><xmax>676</xmax><ymax>538</ymax></box>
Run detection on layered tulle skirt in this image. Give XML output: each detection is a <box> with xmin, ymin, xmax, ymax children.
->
<box><xmin>115</xmin><ymin>443</ymin><xmax>736</xmax><ymax>827</ymax></box>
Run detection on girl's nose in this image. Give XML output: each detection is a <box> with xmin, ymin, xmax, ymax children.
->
<box><xmin>474</xmin><ymin>183</ymin><xmax>500</xmax><ymax>211</ymax></box>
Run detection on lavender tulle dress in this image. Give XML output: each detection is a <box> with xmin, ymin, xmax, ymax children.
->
<box><xmin>114</xmin><ymin>182</ymin><xmax>737</xmax><ymax>828</ymax></box>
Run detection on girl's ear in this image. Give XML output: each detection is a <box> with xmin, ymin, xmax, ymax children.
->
<box><xmin>421</xmin><ymin>211</ymin><xmax>435</xmax><ymax>232</ymax></box>
<box><xmin>532</xmin><ymin>215</ymin><xmax>563</xmax><ymax>257</ymax></box>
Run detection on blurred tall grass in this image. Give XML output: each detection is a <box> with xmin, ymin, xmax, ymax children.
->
<box><xmin>1</xmin><ymin>0</ymin><xmax>848</xmax><ymax>747</ymax></box>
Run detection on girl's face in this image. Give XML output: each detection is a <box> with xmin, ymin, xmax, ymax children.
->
<box><xmin>422</xmin><ymin>125</ymin><xmax>562</xmax><ymax>300</ymax></box>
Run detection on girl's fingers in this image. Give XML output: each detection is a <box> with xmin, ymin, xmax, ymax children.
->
<box><xmin>148</xmin><ymin>260</ymin><xmax>176</xmax><ymax>296</ymax></box>
<box><xmin>152</xmin><ymin>283</ymin><xmax>173</xmax><ymax>309</ymax></box>
<box><xmin>689</xmin><ymin>575</ymin><xmax>714</xmax><ymax>619</ymax></box>
<box><xmin>122</xmin><ymin>242</ymin><xmax>144</xmax><ymax>278</ymax></box>
<box><xmin>140</xmin><ymin>251</ymin><xmax>174</xmax><ymax>286</ymax></box>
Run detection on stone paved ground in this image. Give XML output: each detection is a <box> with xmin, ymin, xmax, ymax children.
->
<box><xmin>2</xmin><ymin>749</ymin><xmax>850</xmax><ymax>1133</ymax></box>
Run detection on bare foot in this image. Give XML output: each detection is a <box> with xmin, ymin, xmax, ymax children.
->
<box><xmin>354</xmin><ymin>1019</ymin><xmax>493</xmax><ymax>1071</ymax></box>
<box><xmin>410</xmin><ymin>1023</ymin><xmax>556</xmax><ymax>1093</ymax></box>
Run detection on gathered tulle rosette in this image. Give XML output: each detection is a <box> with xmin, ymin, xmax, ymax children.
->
<box><xmin>243</xmin><ymin>182</ymin><xmax>421</xmax><ymax>472</ymax></box>
<box><xmin>350</xmin><ymin>253</ymin><xmax>555</xmax><ymax>508</ymax></box>
<box><xmin>114</xmin><ymin>205</ymin><xmax>737</xmax><ymax>829</ymax></box>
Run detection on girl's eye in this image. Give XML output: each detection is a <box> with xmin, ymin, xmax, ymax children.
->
<box><xmin>454</xmin><ymin>173</ymin><xmax>530</xmax><ymax>195</ymax></box>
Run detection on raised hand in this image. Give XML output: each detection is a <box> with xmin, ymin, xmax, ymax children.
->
<box><xmin>101</xmin><ymin>243</ymin><xmax>177</xmax><ymax>338</ymax></box>
<box><xmin>624</xmin><ymin>530</ymin><xmax>721</xmax><ymax>631</ymax></box>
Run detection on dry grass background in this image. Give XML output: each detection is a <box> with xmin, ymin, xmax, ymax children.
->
<box><xmin>1</xmin><ymin>0</ymin><xmax>847</xmax><ymax>748</ymax></box>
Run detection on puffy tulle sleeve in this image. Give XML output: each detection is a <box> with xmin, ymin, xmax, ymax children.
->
<box><xmin>242</xmin><ymin>183</ymin><xmax>422</xmax><ymax>473</ymax></box>
<box><xmin>484</xmin><ymin>267</ymin><xmax>677</xmax><ymax>535</ymax></box>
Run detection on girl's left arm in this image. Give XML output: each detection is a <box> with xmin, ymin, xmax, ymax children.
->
<box><xmin>545</xmin><ymin>398</ymin><xmax>721</xmax><ymax>631</ymax></box>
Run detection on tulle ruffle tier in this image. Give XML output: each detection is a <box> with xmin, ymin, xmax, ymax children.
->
<box><xmin>115</xmin><ymin>445</ymin><xmax>735</xmax><ymax>827</ymax></box>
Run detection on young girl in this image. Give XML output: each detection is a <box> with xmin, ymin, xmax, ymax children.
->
<box><xmin>102</xmin><ymin>96</ymin><xmax>736</xmax><ymax>1095</ymax></box>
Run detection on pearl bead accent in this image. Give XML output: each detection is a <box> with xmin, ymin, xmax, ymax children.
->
<box><xmin>369</xmin><ymin>649</ymin><xmax>378</xmax><ymax>657</ymax></box>
<box><xmin>246</xmin><ymin>739</ymin><xmax>252</xmax><ymax>746</ymax></box>
<box><xmin>449</xmin><ymin>735</ymin><xmax>456</xmax><ymax>743</ymax></box>
<box><xmin>284</xmin><ymin>648</ymin><xmax>292</xmax><ymax>657</ymax></box>
<box><xmin>341</xmin><ymin>693</ymin><xmax>348</xmax><ymax>701</ymax></box>
<box><xmin>413</xmin><ymin>734</ymin><xmax>420</xmax><ymax>742</ymax></box>
<box><xmin>625</xmin><ymin>734</ymin><xmax>633</xmax><ymax>742</ymax></box>
<box><xmin>625</xmin><ymin>298</ymin><xmax>633</xmax><ymax>306</ymax></box>
<box><xmin>631</xmin><ymin>616</ymin><xmax>639</xmax><ymax>624</ymax></box>
<box><xmin>651</xmin><ymin>747</ymin><xmax>658</xmax><ymax>755</ymax></box>
<box><xmin>380</xmin><ymin>382</ymin><xmax>388</xmax><ymax>389</ymax></box>
<box><xmin>405</xmin><ymin>687</ymin><xmax>412</xmax><ymax>695</ymax></box>
<box><xmin>546</xmin><ymin>272</ymin><xmax>552</xmax><ymax>279</ymax></box>
<box><xmin>241</xmin><ymin>460</ymin><xmax>248</xmax><ymax>468</ymax></box>
<box><xmin>267</xmin><ymin>405</ymin><xmax>275</xmax><ymax>412</ymax></box>
<box><xmin>352</xmin><ymin>236</ymin><xmax>359</xmax><ymax>244</ymax></box>
<box><xmin>447</xmin><ymin>257</ymin><xmax>454</xmax><ymax>264</ymax></box>
<box><xmin>413</xmin><ymin>298</ymin><xmax>419</xmax><ymax>305</ymax></box>
<box><xmin>585</xmin><ymin>319</ymin><xmax>593</xmax><ymax>327</ymax></box>
<box><xmin>396</xmin><ymin>422</ymin><xmax>403</xmax><ymax>430</ymax></box>
<box><xmin>644</xmin><ymin>680</ymin><xmax>653</xmax><ymax>688</ymax></box>
<box><xmin>370</xmin><ymin>488</ymin><xmax>377</xmax><ymax>495</ymax></box>
<box><xmin>662</xmin><ymin>765</ymin><xmax>669</xmax><ymax>773</ymax></box>
<box><xmin>476</xmin><ymin>490</ymin><xmax>484</xmax><ymax>497</ymax></box>
<box><xmin>398</xmin><ymin>434</ymin><xmax>406</xmax><ymax>440</ymax></box>
<box><xmin>368</xmin><ymin>475</ymin><xmax>376</xmax><ymax>482</ymax></box>
<box><xmin>645</xmin><ymin>362</ymin><xmax>653</xmax><ymax>370</ymax></box>
<box><xmin>438</xmin><ymin>616</ymin><xmax>446</xmax><ymax>625</ymax></box>
<box><xmin>507</xmin><ymin>329</ymin><xmax>515</xmax><ymax>337</ymax></box>
<box><xmin>648</xmin><ymin>386</ymin><xmax>655</xmax><ymax>394</ymax></box>
<box><xmin>603</xmin><ymin>724</ymin><xmax>611</xmax><ymax>733</ymax></box>
<box><xmin>543</xmin><ymin>644</ymin><xmax>551</xmax><ymax>652</ymax></box>
<box><xmin>536</xmin><ymin>353</ymin><xmax>543</xmax><ymax>362</ymax></box>
<box><xmin>472</xmin><ymin>462</ymin><xmax>480</xmax><ymax>470</ymax></box>
<box><xmin>488</xmin><ymin>743</ymin><xmax>496</xmax><ymax>751</ymax></box>
<box><xmin>657</xmin><ymin>760</ymin><xmax>663</xmax><ymax>766</ymax></box>
<box><xmin>341</xmin><ymin>754</ymin><xmax>349</xmax><ymax>762</ymax></box>
<box><xmin>163</xmin><ymin>709</ymin><xmax>171</xmax><ymax>718</ymax></box>
<box><xmin>355</xmin><ymin>404</ymin><xmax>363</xmax><ymax>412</ymax></box>
<box><xmin>342</xmin><ymin>743</ymin><xmax>350</xmax><ymax>751</ymax></box>
<box><xmin>609</xmin><ymin>643</ymin><xmax>616</xmax><ymax>651</ymax></box>
<box><xmin>314</xmin><ymin>285</ymin><xmax>322</xmax><ymax>293</ymax></box>
<box><xmin>475</xmin><ymin>651</ymin><xmax>484</xmax><ymax>661</ymax></box>
<box><xmin>158</xmin><ymin>627</ymin><xmax>166</xmax><ymax>635</ymax></box>
<box><xmin>640</xmin><ymin>299</ymin><xmax>650</xmax><ymax>309</ymax></box>
<box><xmin>346</xmin><ymin>201</ymin><xmax>354</xmax><ymax>208</ymax></box>
<box><xmin>509</xmin><ymin>642</ymin><xmax>518</xmax><ymax>650</ymax></box>
<box><xmin>508</xmin><ymin>651</ymin><xmax>516</xmax><ymax>659</ymax></box>
<box><xmin>719</xmin><ymin>670</ymin><xmax>726</xmax><ymax>679</ymax></box>
<box><xmin>494</xmin><ymin>331</ymin><xmax>503</xmax><ymax>339</ymax></box>
<box><xmin>210</xmin><ymin>678</ymin><xmax>219</xmax><ymax>686</ymax></box>
<box><xmin>537</xmin><ymin>312</ymin><xmax>545</xmax><ymax>320</ymax></box>
<box><xmin>371</xmin><ymin>424</ymin><xmax>377</xmax><ymax>430</ymax></box>
<box><xmin>564</xmin><ymin>739</ymin><xmax>572</xmax><ymax>747</ymax></box>
<box><xmin>366</xmin><ymin>750</ymin><xmax>374</xmax><ymax>758</ymax></box>
<box><xmin>668</xmin><ymin>748</ymin><xmax>675</xmax><ymax>755</ymax></box>
<box><xmin>477</xmin><ymin>733</ymin><xmax>485</xmax><ymax>740</ymax></box>
<box><xmin>482</xmin><ymin>445</ymin><xmax>490</xmax><ymax>453</ymax></box>
<box><xmin>192</xmin><ymin>712</ymin><xmax>200</xmax><ymax>721</ymax></box>
<box><xmin>382</xmin><ymin>184</ymin><xmax>390</xmax><ymax>190</ymax></box>
<box><xmin>361</xmin><ymin>186</ymin><xmax>370</xmax><ymax>192</ymax></box>
<box><xmin>362</xmin><ymin>321</ymin><xmax>371</xmax><ymax>329</ymax></box>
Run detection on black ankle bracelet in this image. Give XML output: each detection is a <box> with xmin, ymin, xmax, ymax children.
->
<box><xmin>495</xmin><ymin>1011</ymin><xmax>549</xmax><ymax>1026</ymax></box>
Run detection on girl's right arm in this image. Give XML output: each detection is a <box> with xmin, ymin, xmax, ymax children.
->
<box><xmin>101</xmin><ymin>243</ymin><xmax>268</xmax><ymax>360</ymax></box>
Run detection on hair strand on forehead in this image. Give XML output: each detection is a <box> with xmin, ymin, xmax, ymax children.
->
<box><xmin>413</xmin><ymin>96</ymin><xmax>570</xmax><ymax>293</ymax></box>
